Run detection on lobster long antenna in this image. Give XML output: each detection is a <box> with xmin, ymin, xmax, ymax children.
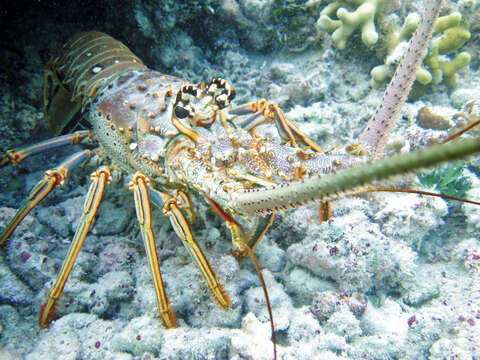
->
<box><xmin>243</xmin><ymin>243</ymin><xmax>277</xmax><ymax>360</ymax></box>
<box><xmin>231</xmin><ymin>137</ymin><xmax>480</xmax><ymax>215</ymax></box>
<box><xmin>205</xmin><ymin>196</ymin><xmax>276</xmax><ymax>358</ymax></box>
<box><xmin>359</xmin><ymin>0</ymin><xmax>444</xmax><ymax>157</ymax></box>
<box><xmin>442</xmin><ymin>120</ymin><xmax>480</xmax><ymax>144</ymax></box>
<box><xmin>365</xmin><ymin>187</ymin><xmax>480</xmax><ymax>206</ymax></box>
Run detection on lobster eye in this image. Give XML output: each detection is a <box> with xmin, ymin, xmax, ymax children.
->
<box><xmin>175</xmin><ymin>106</ymin><xmax>189</xmax><ymax>119</ymax></box>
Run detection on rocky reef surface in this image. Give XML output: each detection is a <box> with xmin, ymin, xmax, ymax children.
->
<box><xmin>0</xmin><ymin>0</ymin><xmax>479</xmax><ymax>359</ymax></box>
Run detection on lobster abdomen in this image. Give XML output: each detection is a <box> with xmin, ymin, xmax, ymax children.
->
<box><xmin>43</xmin><ymin>31</ymin><xmax>146</xmax><ymax>134</ymax></box>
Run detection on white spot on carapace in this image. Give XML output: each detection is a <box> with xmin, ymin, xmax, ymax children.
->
<box><xmin>129</xmin><ymin>142</ymin><xmax>137</xmax><ymax>150</ymax></box>
<box><xmin>92</xmin><ymin>66</ymin><xmax>102</xmax><ymax>73</ymax></box>
<box><xmin>208</xmin><ymin>84</ymin><xmax>217</xmax><ymax>94</ymax></box>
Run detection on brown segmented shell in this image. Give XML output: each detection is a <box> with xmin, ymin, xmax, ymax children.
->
<box><xmin>44</xmin><ymin>31</ymin><xmax>147</xmax><ymax>134</ymax></box>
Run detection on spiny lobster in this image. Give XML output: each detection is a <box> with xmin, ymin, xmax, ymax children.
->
<box><xmin>1</xmin><ymin>1</ymin><xmax>479</xmax><ymax>359</ymax></box>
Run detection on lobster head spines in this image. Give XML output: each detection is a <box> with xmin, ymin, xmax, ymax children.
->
<box><xmin>172</xmin><ymin>78</ymin><xmax>236</xmax><ymax>129</ymax></box>
<box><xmin>43</xmin><ymin>31</ymin><xmax>147</xmax><ymax>135</ymax></box>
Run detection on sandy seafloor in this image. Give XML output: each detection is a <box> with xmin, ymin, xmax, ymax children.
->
<box><xmin>0</xmin><ymin>0</ymin><xmax>479</xmax><ymax>359</ymax></box>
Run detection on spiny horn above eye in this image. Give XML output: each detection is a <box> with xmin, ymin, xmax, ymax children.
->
<box><xmin>206</xmin><ymin>77</ymin><xmax>235</xmax><ymax>108</ymax></box>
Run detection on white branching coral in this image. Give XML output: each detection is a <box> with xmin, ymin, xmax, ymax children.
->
<box><xmin>314</xmin><ymin>0</ymin><xmax>388</xmax><ymax>50</ymax></box>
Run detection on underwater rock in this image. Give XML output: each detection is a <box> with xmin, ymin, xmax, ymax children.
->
<box><xmin>287</xmin><ymin>203</ymin><xmax>417</xmax><ymax>293</ymax></box>
<box><xmin>402</xmin><ymin>266</ymin><xmax>441</xmax><ymax>306</ymax></box>
<box><xmin>0</xmin><ymin>255</ymin><xmax>34</xmax><ymax>305</ymax></box>
<box><xmin>416</xmin><ymin>106</ymin><xmax>452</xmax><ymax>130</ymax></box>
<box><xmin>284</xmin><ymin>267</ymin><xmax>336</xmax><ymax>306</ymax></box>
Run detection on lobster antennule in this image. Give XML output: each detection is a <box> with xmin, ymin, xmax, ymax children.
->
<box><xmin>230</xmin><ymin>138</ymin><xmax>480</xmax><ymax>215</ymax></box>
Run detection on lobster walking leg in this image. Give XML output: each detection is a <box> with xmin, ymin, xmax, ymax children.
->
<box><xmin>232</xmin><ymin>214</ymin><xmax>275</xmax><ymax>261</ymax></box>
<box><xmin>0</xmin><ymin>130</ymin><xmax>91</xmax><ymax>167</ymax></box>
<box><xmin>173</xmin><ymin>190</ymin><xmax>196</xmax><ymax>224</ymax></box>
<box><xmin>229</xmin><ymin>99</ymin><xmax>323</xmax><ymax>152</ymax></box>
<box><xmin>0</xmin><ymin>150</ymin><xmax>92</xmax><ymax>247</ymax></box>
<box><xmin>149</xmin><ymin>188</ymin><xmax>231</xmax><ymax>309</ymax></box>
<box><xmin>39</xmin><ymin>166</ymin><xmax>111</xmax><ymax>327</ymax></box>
<box><xmin>129</xmin><ymin>172</ymin><xmax>178</xmax><ymax>328</ymax></box>
<box><xmin>229</xmin><ymin>100</ymin><xmax>333</xmax><ymax>221</ymax></box>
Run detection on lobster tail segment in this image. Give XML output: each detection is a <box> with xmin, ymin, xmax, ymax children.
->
<box><xmin>44</xmin><ymin>31</ymin><xmax>147</xmax><ymax>134</ymax></box>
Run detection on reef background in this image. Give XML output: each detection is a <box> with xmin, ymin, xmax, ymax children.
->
<box><xmin>0</xmin><ymin>0</ymin><xmax>479</xmax><ymax>359</ymax></box>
